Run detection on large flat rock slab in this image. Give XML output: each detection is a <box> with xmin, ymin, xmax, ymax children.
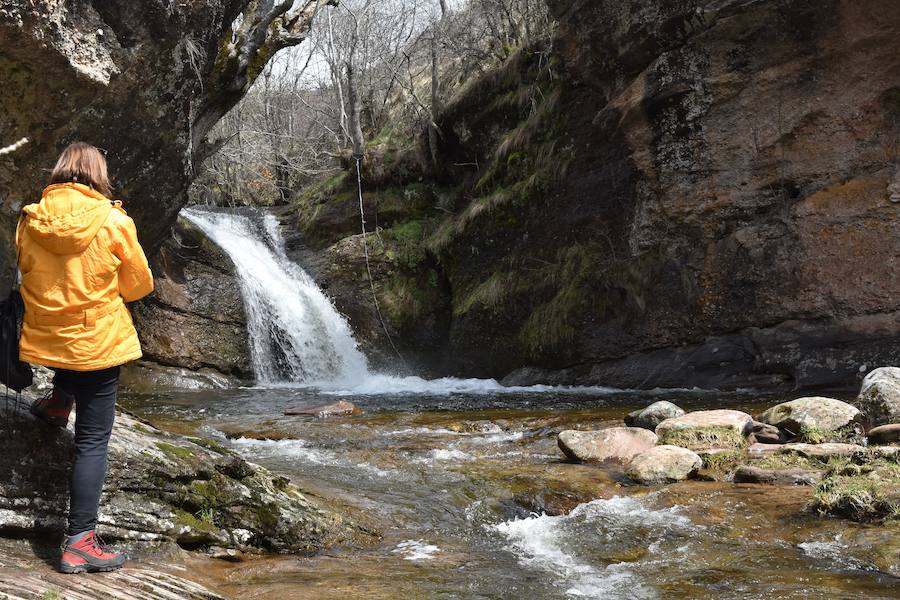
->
<box><xmin>557</xmin><ymin>427</ymin><xmax>658</xmax><ymax>463</ymax></box>
<box><xmin>0</xmin><ymin>567</ymin><xmax>226</xmax><ymax>600</ymax></box>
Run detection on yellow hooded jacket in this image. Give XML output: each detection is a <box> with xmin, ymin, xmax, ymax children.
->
<box><xmin>15</xmin><ymin>182</ymin><xmax>154</xmax><ymax>371</ymax></box>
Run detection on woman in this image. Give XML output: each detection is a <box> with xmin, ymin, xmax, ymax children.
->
<box><xmin>16</xmin><ymin>142</ymin><xmax>153</xmax><ymax>573</ymax></box>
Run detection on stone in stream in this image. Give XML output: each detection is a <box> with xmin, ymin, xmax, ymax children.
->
<box><xmin>557</xmin><ymin>427</ymin><xmax>658</xmax><ymax>464</ymax></box>
<box><xmin>733</xmin><ymin>465</ymin><xmax>821</xmax><ymax>486</ymax></box>
<box><xmin>626</xmin><ymin>445</ymin><xmax>702</xmax><ymax>484</ymax></box>
<box><xmin>856</xmin><ymin>367</ymin><xmax>900</xmax><ymax>428</ymax></box>
<box><xmin>0</xmin><ymin>397</ymin><xmax>356</xmax><ymax>553</ymax></box>
<box><xmin>654</xmin><ymin>409</ymin><xmax>753</xmax><ymax>451</ymax></box>
<box><xmin>624</xmin><ymin>401</ymin><xmax>685</xmax><ymax>430</ymax></box>
<box><xmin>755</xmin><ymin>397</ymin><xmax>861</xmax><ymax>440</ymax></box>
<box><xmin>750</xmin><ymin>421</ymin><xmax>788</xmax><ymax>444</ymax></box>
<box><xmin>285</xmin><ymin>400</ymin><xmax>361</xmax><ymax>417</ymax></box>
<box><xmin>867</xmin><ymin>423</ymin><xmax>900</xmax><ymax>445</ymax></box>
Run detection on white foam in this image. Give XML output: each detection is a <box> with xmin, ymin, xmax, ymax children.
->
<box><xmin>393</xmin><ymin>539</ymin><xmax>440</xmax><ymax>561</ymax></box>
<box><xmin>412</xmin><ymin>448</ymin><xmax>473</xmax><ymax>464</ymax></box>
<box><xmin>491</xmin><ymin>496</ymin><xmax>690</xmax><ymax>599</ymax></box>
<box><xmin>318</xmin><ymin>373</ymin><xmax>619</xmax><ymax>396</ymax></box>
<box><xmin>230</xmin><ymin>437</ymin><xmax>395</xmax><ymax>477</ymax></box>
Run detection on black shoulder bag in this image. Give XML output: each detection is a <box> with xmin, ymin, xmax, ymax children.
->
<box><xmin>0</xmin><ymin>215</ymin><xmax>33</xmax><ymax>392</ymax></box>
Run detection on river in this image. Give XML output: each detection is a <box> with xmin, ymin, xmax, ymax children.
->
<box><xmin>121</xmin><ymin>386</ymin><xmax>898</xmax><ymax>599</ymax></box>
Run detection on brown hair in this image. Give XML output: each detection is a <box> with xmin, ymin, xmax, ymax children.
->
<box><xmin>49</xmin><ymin>142</ymin><xmax>112</xmax><ymax>198</ymax></box>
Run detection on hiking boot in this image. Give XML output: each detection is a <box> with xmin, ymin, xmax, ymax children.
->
<box><xmin>60</xmin><ymin>530</ymin><xmax>126</xmax><ymax>573</ymax></box>
<box><xmin>30</xmin><ymin>386</ymin><xmax>75</xmax><ymax>428</ymax></box>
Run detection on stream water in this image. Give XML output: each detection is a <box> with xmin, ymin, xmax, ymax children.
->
<box><xmin>122</xmin><ymin>387</ymin><xmax>899</xmax><ymax>599</ymax></box>
<box><xmin>144</xmin><ymin>208</ymin><xmax>899</xmax><ymax>598</ymax></box>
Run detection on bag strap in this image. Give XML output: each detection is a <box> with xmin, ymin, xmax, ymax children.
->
<box><xmin>12</xmin><ymin>211</ymin><xmax>24</xmax><ymax>291</ymax></box>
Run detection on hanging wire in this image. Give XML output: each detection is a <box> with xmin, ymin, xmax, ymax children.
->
<box><xmin>355</xmin><ymin>155</ymin><xmax>407</xmax><ymax>369</ymax></box>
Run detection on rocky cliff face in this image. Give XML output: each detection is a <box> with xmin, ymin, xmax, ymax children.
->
<box><xmin>294</xmin><ymin>0</ymin><xmax>900</xmax><ymax>390</ymax></box>
<box><xmin>0</xmin><ymin>0</ymin><xmax>323</xmax><ymax>285</ymax></box>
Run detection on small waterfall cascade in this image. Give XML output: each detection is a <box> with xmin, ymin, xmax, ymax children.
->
<box><xmin>181</xmin><ymin>207</ymin><xmax>369</xmax><ymax>387</ymax></box>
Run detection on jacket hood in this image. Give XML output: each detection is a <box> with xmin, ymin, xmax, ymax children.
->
<box><xmin>22</xmin><ymin>183</ymin><xmax>113</xmax><ymax>254</ymax></box>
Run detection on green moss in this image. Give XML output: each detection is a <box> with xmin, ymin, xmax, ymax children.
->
<box><xmin>255</xmin><ymin>502</ymin><xmax>281</xmax><ymax>531</ymax></box>
<box><xmin>384</xmin><ymin>220</ymin><xmax>426</xmax><ymax>269</ymax></box>
<box><xmin>658</xmin><ymin>426</ymin><xmax>748</xmax><ymax>451</ymax></box>
<box><xmin>155</xmin><ymin>442</ymin><xmax>196</xmax><ymax>460</ymax></box>
<box><xmin>174</xmin><ymin>508</ymin><xmax>220</xmax><ymax>533</ymax></box>
<box><xmin>809</xmin><ymin>453</ymin><xmax>900</xmax><ymax>521</ymax></box>
<box><xmin>187</xmin><ymin>436</ymin><xmax>231</xmax><ymax>455</ymax></box>
<box><xmin>701</xmin><ymin>450</ymin><xmax>745</xmax><ymax>473</ymax></box>
<box><xmin>754</xmin><ymin>453</ymin><xmax>823</xmax><ymax>471</ymax></box>
<box><xmin>42</xmin><ymin>591</ymin><xmax>62</xmax><ymax>600</ymax></box>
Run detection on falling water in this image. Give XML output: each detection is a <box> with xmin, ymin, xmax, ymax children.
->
<box><xmin>182</xmin><ymin>207</ymin><xmax>369</xmax><ymax>387</ymax></box>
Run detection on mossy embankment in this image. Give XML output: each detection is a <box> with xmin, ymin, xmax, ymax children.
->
<box><xmin>288</xmin><ymin>41</ymin><xmax>649</xmax><ymax>376</ymax></box>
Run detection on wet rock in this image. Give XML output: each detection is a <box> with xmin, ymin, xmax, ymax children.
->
<box><xmin>0</xmin><ymin>399</ymin><xmax>355</xmax><ymax>552</ymax></box>
<box><xmin>624</xmin><ymin>401</ymin><xmax>684</xmax><ymax>430</ymax></box>
<box><xmin>755</xmin><ymin>397</ymin><xmax>861</xmax><ymax>440</ymax></box>
<box><xmin>844</xmin><ymin>526</ymin><xmax>900</xmax><ymax>578</ymax></box>
<box><xmin>626</xmin><ymin>445</ymin><xmax>702</xmax><ymax>484</ymax></box>
<box><xmin>285</xmin><ymin>400</ymin><xmax>361</xmax><ymax>417</ymax></box>
<box><xmin>655</xmin><ymin>410</ymin><xmax>753</xmax><ymax>450</ymax></box>
<box><xmin>856</xmin><ymin>367</ymin><xmax>900</xmax><ymax>428</ymax></box>
<box><xmin>867</xmin><ymin>423</ymin><xmax>900</xmax><ymax>445</ymax></box>
<box><xmin>733</xmin><ymin>465</ymin><xmax>821</xmax><ymax>486</ymax></box>
<box><xmin>557</xmin><ymin>427</ymin><xmax>658</xmax><ymax>464</ymax></box>
<box><xmin>750</xmin><ymin>421</ymin><xmax>788</xmax><ymax>444</ymax></box>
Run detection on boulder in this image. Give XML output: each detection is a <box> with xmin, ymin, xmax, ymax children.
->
<box><xmin>856</xmin><ymin>367</ymin><xmax>900</xmax><ymax>427</ymax></box>
<box><xmin>0</xmin><ymin>398</ymin><xmax>355</xmax><ymax>552</ymax></box>
<box><xmin>557</xmin><ymin>427</ymin><xmax>658</xmax><ymax>463</ymax></box>
<box><xmin>755</xmin><ymin>397</ymin><xmax>861</xmax><ymax>438</ymax></box>
<box><xmin>285</xmin><ymin>400</ymin><xmax>361</xmax><ymax>418</ymax></box>
<box><xmin>733</xmin><ymin>465</ymin><xmax>821</xmax><ymax>486</ymax></box>
<box><xmin>626</xmin><ymin>445</ymin><xmax>702</xmax><ymax>484</ymax></box>
<box><xmin>624</xmin><ymin>401</ymin><xmax>685</xmax><ymax>430</ymax></box>
<box><xmin>655</xmin><ymin>409</ymin><xmax>753</xmax><ymax>450</ymax></box>
<box><xmin>867</xmin><ymin>423</ymin><xmax>900</xmax><ymax>445</ymax></box>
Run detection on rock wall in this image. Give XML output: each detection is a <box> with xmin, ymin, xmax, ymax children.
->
<box><xmin>293</xmin><ymin>0</ymin><xmax>900</xmax><ymax>390</ymax></box>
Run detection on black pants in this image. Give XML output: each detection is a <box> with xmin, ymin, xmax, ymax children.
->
<box><xmin>52</xmin><ymin>366</ymin><xmax>120</xmax><ymax>536</ymax></box>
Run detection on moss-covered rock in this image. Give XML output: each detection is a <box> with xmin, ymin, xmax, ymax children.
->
<box><xmin>0</xmin><ymin>398</ymin><xmax>358</xmax><ymax>553</ymax></box>
<box><xmin>809</xmin><ymin>452</ymin><xmax>900</xmax><ymax>522</ymax></box>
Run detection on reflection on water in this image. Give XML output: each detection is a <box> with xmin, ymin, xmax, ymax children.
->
<box><xmin>121</xmin><ymin>387</ymin><xmax>898</xmax><ymax>599</ymax></box>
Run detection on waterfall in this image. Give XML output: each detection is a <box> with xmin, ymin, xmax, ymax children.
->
<box><xmin>181</xmin><ymin>207</ymin><xmax>369</xmax><ymax>387</ymax></box>
<box><xmin>179</xmin><ymin>206</ymin><xmax>607</xmax><ymax>395</ymax></box>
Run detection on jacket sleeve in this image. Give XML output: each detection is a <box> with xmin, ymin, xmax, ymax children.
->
<box><xmin>111</xmin><ymin>214</ymin><xmax>154</xmax><ymax>302</ymax></box>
